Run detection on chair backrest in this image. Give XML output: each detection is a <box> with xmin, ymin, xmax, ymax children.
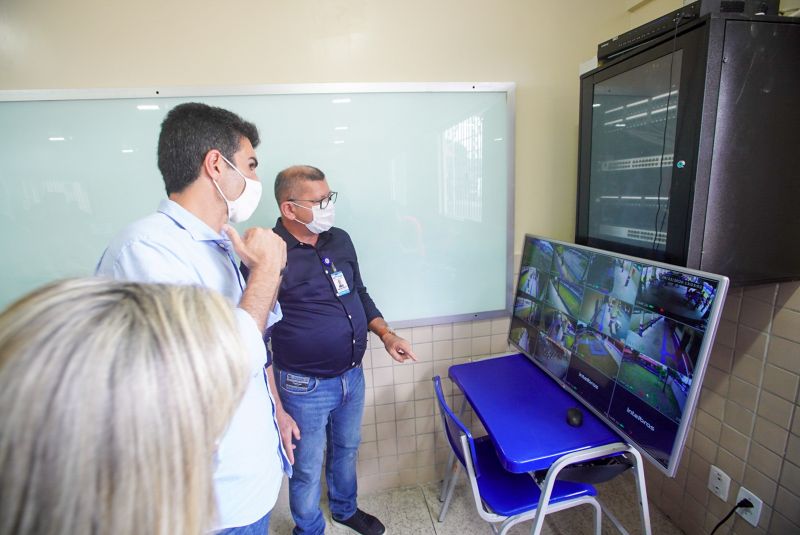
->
<box><xmin>433</xmin><ymin>375</ymin><xmax>481</xmax><ymax>478</ymax></box>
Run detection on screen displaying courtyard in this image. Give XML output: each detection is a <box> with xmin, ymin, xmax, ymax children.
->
<box><xmin>509</xmin><ymin>235</ymin><xmax>728</xmax><ymax>475</ymax></box>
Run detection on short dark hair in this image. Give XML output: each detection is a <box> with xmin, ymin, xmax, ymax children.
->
<box><xmin>274</xmin><ymin>165</ymin><xmax>326</xmax><ymax>204</ymax></box>
<box><xmin>157</xmin><ymin>103</ymin><xmax>260</xmax><ymax>195</ymax></box>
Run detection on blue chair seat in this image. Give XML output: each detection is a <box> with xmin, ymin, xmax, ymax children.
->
<box><xmin>434</xmin><ymin>375</ymin><xmax>603</xmax><ymax>534</ymax></box>
<box><xmin>473</xmin><ymin>436</ymin><xmax>597</xmax><ymax>517</ymax></box>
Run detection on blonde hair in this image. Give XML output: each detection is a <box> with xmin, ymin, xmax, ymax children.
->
<box><xmin>0</xmin><ymin>279</ymin><xmax>250</xmax><ymax>535</ymax></box>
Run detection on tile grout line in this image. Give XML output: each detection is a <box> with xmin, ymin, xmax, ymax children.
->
<box><xmin>420</xmin><ymin>483</ymin><xmax>442</xmax><ymax>535</ymax></box>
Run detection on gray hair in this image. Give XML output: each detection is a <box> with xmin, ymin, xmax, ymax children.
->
<box><xmin>274</xmin><ymin>164</ymin><xmax>326</xmax><ymax>204</ymax></box>
<box><xmin>0</xmin><ymin>279</ymin><xmax>250</xmax><ymax>535</ymax></box>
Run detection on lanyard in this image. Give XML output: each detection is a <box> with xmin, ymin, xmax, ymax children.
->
<box><xmin>219</xmin><ymin>242</ymin><xmax>245</xmax><ymax>294</ymax></box>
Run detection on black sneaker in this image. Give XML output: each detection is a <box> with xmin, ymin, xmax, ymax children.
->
<box><xmin>332</xmin><ymin>509</ymin><xmax>386</xmax><ymax>535</ymax></box>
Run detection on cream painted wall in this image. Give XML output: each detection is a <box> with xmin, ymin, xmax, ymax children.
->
<box><xmin>7</xmin><ymin>3</ymin><xmax>800</xmax><ymax>533</ymax></box>
<box><xmin>629</xmin><ymin>0</ymin><xmax>682</xmax><ymax>25</ymax></box>
<box><xmin>0</xmin><ymin>0</ymin><xmax>637</xmax><ymax>252</ymax></box>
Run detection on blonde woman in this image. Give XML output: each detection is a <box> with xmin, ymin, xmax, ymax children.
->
<box><xmin>0</xmin><ymin>279</ymin><xmax>251</xmax><ymax>535</ymax></box>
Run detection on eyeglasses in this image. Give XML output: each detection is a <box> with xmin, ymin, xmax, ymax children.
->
<box><xmin>288</xmin><ymin>191</ymin><xmax>338</xmax><ymax>209</ymax></box>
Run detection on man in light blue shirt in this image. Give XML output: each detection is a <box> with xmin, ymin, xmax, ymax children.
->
<box><xmin>96</xmin><ymin>103</ymin><xmax>298</xmax><ymax>533</ymax></box>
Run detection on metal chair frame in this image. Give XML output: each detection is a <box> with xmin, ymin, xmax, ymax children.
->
<box><xmin>434</xmin><ymin>376</ymin><xmax>606</xmax><ymax>535</ymax></box>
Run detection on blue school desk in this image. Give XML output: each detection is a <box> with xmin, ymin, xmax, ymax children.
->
<box><xmin>449</xmin><ymin>353</ymin><xmax>652</xmax><ymax>534</ymax></box>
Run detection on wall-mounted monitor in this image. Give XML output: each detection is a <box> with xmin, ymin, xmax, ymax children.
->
<box><xmin>509</xmin><ymin>234</ymin><xmax>729</xmax><ymax>476</ymax></box>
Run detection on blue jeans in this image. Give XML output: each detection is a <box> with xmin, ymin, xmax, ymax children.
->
<box><xmin>276</xmin><ymin>365</ymin><xmax>365</xmax><ymax>535</ymax></box>
<box><xmin>214</xmin><ymin>511</ymin><xmax>271</xmax><ymax>535</ymax></box>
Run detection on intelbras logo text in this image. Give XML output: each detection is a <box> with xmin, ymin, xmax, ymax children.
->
<box><xmin>578</xmin><ymin>372</ymin><xmax>599</xmax><ymax>390</ymax></box>
<box><xmin>626</xmin><ymin>407</ymin><xmax>655</xmax><ymax>431</ymax></box>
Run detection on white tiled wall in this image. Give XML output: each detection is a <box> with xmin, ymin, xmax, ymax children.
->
<box><xmin>644</xmin><ymin>282</ymin><xmax>800</xmax><ymax>534</ymax></box>
<box><xmin>357</xmin><ymin>316</ymin><xmax>513</xmax><ymax>493</ymax></box>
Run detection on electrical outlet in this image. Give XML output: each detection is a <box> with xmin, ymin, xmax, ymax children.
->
<box><xmin>707</xmin><ymin>465</ymin><xmax>731</xmax><ymax>501</ymax></box>
<box><xmin>736</xmin><ymin>486</ymin><xmax>763</xmax><ymax>527</ymax></box>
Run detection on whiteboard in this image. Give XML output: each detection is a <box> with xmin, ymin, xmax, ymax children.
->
<box><xmin>0</xmin><ymin>83</ymin><xmax>515</xmax><ymax>326</ymax></box>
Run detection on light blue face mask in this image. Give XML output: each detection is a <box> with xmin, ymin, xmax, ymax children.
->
<box><xmin>290</xmin><ymin>201</ymin><xmax>336</xmax><ymax>234</ymax></box>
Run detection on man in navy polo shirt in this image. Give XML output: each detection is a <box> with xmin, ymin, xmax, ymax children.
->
<box><xmin>270</xmin><ymin>165</ymin><xmax>416</xmax><ymax>535</ymax></box>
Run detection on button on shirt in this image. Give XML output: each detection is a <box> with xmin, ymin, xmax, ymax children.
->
<box><xmin>95</xmin><ymin>199</ymin><xmax>287</xmax><ymax>530</ymax></box>
<box><xmin>270</xmin><ymin>218</ymin><xmax>382</xmax><ymax>377</ymax></box>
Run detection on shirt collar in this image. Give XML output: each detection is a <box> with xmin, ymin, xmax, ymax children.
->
<box><xmin>158</xmin><ymin>199</ymin><xmax>226</xmax><ymax>242</ymax></box>
<box><xmin>274</xmin><ymin>218</ymin><xmax>334</xmax><ymax>249</ymax></box>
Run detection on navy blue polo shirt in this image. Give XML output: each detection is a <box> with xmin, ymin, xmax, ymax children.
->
<box><xmin>267</xmin><ymin>218</ymin><xmax>382</xmax><ymax>377</ymax></box>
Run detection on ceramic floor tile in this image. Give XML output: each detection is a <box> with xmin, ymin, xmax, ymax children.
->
<box><xmin>269</xmin><ymin>471</ymin><xmax>685</xmax><ymax>535</ymax></box>
<box><xmin>421</xmin><ymin>479</ymin><xmax>488</xmax><ymax>535</ymax></box>
<box><xmin>594</xmin><ymin>472</ymin><xmax>684</xmax><ymax>535</ymax></box>
<box><xmin>269</xmin><ymin>484</ymin><xmax>436</xmax><ymax>534</ymax></box>
<box><xmin>344</xmin><ymin>486</ymin><xmax>435</xmax><ymax>535</ymax></box>
<box><xmin>268</xmin><ymin>498</ymin><xmax>294</xmax><ymax>535</ymax></box>
<box><xmin>424</xmin><ymin>478</ymin><xmax>590</xmax><ymax>535</ymax></box>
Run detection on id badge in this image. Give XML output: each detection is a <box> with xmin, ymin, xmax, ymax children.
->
<box><xmin>331</xmin><ymin>270</ymin><xmax>350</xmax><ymax>296</ymax></box>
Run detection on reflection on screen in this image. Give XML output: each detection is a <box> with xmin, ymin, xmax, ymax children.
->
<box><xmin>510</xmin><ymin>235</ymin><xmax>728</xmax><ymax>476</ymax></box>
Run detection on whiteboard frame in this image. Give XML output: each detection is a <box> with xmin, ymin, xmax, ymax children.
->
<box><xmin>0</xmin><ymin>82</ymin><xmax>516</xmax><ymax>328</ymax></box>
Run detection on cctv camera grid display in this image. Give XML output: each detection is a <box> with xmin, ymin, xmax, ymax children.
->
<box><xmin>511</xmin><ymin>237</ymin><xmax>720</xmax><ymax>468</ymax></box>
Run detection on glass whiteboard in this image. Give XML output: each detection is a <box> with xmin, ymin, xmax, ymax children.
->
<box><xmin>0</xmin><ymin>83</ymin><xmax>514</xmax><ymax>325</ymax></box>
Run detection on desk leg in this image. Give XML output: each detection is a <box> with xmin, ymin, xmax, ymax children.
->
<box><xmin>439</xmin><ymin>450</ymin><xmax>455</xmax><ymax>503</ymax></box>
<box><xmin>628</xmin><ymin>447</ymin><xmax>652</xmax><ymax>535</ymax></box>
<box><xmin>438</xmin><ymin>463</ymin><xmax>461</xmax><ymax>522</ymax></box>
<box><xmin>456</xmin><ymin>395</ymin><xmax>468</xmax><ymax>418</ymax></box>
<box><xmin>597</xmin><ymin>501</ymin><xmax>631</xmax><ymax>535</ymax></box>
<box><xmin>439</xmin><ymin>396</ymin><xmax>469</xmax><ymax>502</ymax></box>
<box><xmin>524</xmin><ymin>443</ymin><xmax>652</xmax><ymax>535</ymax></box>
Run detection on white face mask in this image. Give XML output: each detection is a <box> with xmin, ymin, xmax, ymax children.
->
<box><xmin>292</xmin><ymin>201</ymin><xmax>336</xmax><ymax>234</ymax></box>
<box><xmin>212</xmin><ymin>154</ymin><xmax>262</xmax><ymax>223</ymax></box>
